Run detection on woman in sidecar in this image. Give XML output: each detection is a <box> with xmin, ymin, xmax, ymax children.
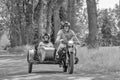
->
<box><xmin>37</xmin><ymin>33</ymin><xmax>54</xmax><ymax>62</ymax></box>
<box><xmin>27</xmin><ymin>33</ymin><xmax>55</xmax><ymax>73</ymax></box>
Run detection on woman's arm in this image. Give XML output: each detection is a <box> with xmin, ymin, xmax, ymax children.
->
<box><xmin>49</xmin><ymin>42</ymin><xmax>54</xmax><ymax>47</ymax></box>
<box><xmin>38</xmin><ymin>42</ymin><xmax>44</xmax><ymax>49</ymax></box>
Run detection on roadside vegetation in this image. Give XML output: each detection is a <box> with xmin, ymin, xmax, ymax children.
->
<box><xmin>0</xmin><ymin>0</ymin><xmax>120</xmax><ymax>50</ymax></box>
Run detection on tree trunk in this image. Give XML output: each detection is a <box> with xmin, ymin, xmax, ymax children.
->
<box><xmin>25</xmin><ymin>0</ymin><xmax>34</xmax><ymax>44</ymax></box>
<box><xmin>50</xmin><ymin>0</ymin><xmax>65</xmax><ymax>44</ymax></box>
<box><xmin>59</xmin><ymin>6</ymin><xmax>67</xmax><ymax>21</ymax></box>
<box><xmin>53</xmin><ymin>7</ymin><xmax>61</xmax><ymax>41</ymax></box>
<box><xmin>86</xmin><ymin>0</ymin><xmax>98</xmax><ymax>48</ymax></box>
<box><xmin>34</xmin><ymin>0</ymin><xmax>42</xmax><ymax>23</ymax></box>
<box><xmin>33</xmin><ymin>0</ymin><xmax>43</xmax><ymax>41</ymax></box>
<box><xmin>46</xmin><ymin>0</ymin><xmax>53</xmax><ymax>33</ymax></box>
<box><xmin>67</xmin><ymin>0</ymin><xmax>75</xmax><ymax>31</ymax></box>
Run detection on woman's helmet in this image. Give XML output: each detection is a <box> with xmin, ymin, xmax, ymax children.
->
<box><xmin>42</xmin><ymin>33</ymin><xmax>50</xmax><ymax>43</ymax></box>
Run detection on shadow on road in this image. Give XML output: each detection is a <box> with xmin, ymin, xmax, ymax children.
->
<box><xmin>33</xmin><ymin>70</ymin><xmax>63</xmax><ymax>74</ymax></box>
<box><xmin>6</xmin><ymin>70</ymin><xmax>63</xmax><ymax>78</ymax></box>
<box><xmin>7</xmin><ymin>72</ymin><xmax>28</xmax><ymax>77</ymax></box>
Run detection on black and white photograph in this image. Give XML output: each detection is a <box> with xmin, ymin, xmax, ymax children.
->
<box><xmin>0</xmin><ymin>0</ymin><xmax>120</xmax><ymax>80</ymax></box>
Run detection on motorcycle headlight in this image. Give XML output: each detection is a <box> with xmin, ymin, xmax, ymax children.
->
<box><xmin>68</xmin><ymin>41</ymin><xmax>74</xmax><ymax>47</ymax></box>
<box><xmin>68</xmin><ymin>41</ymin><xmax>74</xmax><ymax>44</ymax></box>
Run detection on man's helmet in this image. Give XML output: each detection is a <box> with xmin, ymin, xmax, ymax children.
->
<box><xmin>63</xmin><ymin>21</ymin><xmax>70</xmax><ymax>28</ymax></box>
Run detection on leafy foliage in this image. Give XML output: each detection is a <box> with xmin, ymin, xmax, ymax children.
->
<box><xmin>0</xmin><ymin>0</ymin><xmax>120</xmax><ymax>48</ymax></box>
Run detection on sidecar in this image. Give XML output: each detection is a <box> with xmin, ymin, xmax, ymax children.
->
<box><xmin>27</xmin><ymin>42</ymin><xmax>78</xmax><ymax>74</ymax></box>
<box><xmin>27</xmin><ymin>46</ymin><xmax>57</xmax><ymax>73</ymax></box>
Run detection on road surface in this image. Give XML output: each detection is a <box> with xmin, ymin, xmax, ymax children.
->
<box><xmin>0</xmin><ymin>54</ymin><xmax>120</xmax><ymax>80</ymax></box>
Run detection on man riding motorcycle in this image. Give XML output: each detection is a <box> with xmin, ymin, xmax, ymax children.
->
<box><xmin>55</xmin><ymin>21</ymin><xmax>79</xmax><ymax>64</ymax></box>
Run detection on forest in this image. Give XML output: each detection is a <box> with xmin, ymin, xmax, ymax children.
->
<box><xmin>0</xmin><ymin>0</ymin><xmax>120</xmax><ymax>49</ymax></box>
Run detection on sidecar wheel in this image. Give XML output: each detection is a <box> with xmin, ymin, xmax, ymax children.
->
<box><xmin>28</xmin><ymin>63</ymin><xmax>33</xmax><ymax>73</ymax></box>
<box><xmin>68</xmin><ymin>53</ymin><xmax>74</xmax><ymax>74</ymax></box>
<box><xmin>63</xmin><ymin>66</ymin><xmax>67</xmax><ymax>72</ymax></box>
<box><xmin>27</xmin><ymin>52</ymin><xmax>30</xmax><ymax>63</ymax></box>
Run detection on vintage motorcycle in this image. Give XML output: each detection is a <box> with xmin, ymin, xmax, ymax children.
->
<box><xmin>57</xmin><ymin>38</ymin><xmax>79</xmax><ymax>74</ymax></box>
<box><xmin>27</xmin><ymin>38</ymin><xmax>79</xmax><ymax>74</ymax></box>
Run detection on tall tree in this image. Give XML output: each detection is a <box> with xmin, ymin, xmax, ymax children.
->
<box><xmin>25</xmin><ymin>0</ymin><xmax>34</xmax><ymax>44</ymax></box>
<box><xmin>86</xmin><ymin>0</ymin><xmax>98</xmax><ymax>48</ymax></box>
<box><xmin>67</xmin><ymin>0</ymin><xmax>75</xmax><ymax>31</ymax></box>
<box><xmin>4</xmin><ymin>0</ymin><xmax>79</xmax><ymax>47</ymax></box>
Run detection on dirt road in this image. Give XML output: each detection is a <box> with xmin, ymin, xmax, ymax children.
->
<box><xmin>0</xmin><ymin>54</ymin><xmax>120</xmax><ymax>80</ymax></box>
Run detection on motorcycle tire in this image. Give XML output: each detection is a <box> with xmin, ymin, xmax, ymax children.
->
<box><xmin>28</xmin><ymin>63</ymin><xmax>33</xmax><ymax>73</ymax></box>
<box><xmin>68</xmin><ymin>52</ymin><xmax>74</xmax><ymax>74</ymax></box>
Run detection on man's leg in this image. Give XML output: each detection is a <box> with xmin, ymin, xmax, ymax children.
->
<box><xmin>74</xmin><ymin>47</ymin><xmax>79</xmax><ymax>64</ymax></box>
<box><xmin>56</xmin><ymin>43</ymin><xmax>66</xmax><ymax>59</ymax></box>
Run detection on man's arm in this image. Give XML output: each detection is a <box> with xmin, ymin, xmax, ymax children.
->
<box><xmin>71</xmin><ymin>30</ymin><xmax>81</xmax><ymax>44</ymax></box>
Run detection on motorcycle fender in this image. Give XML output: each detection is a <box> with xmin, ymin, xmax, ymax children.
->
<box><xmin>28</xmin><ymin>49</ymin><xmax>35</xmax><ymax>60</ymax></box>
<box><xmin>68</xmin><ymin>48</ymin><xmax>75</xmax><ymax>53</ymax></box>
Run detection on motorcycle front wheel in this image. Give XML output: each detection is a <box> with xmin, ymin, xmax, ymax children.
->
<box><xmin>28</xmin><ymin>63</ymin><xmax>33</xmax><ymax>73</ymax></box>
<box><xmin>67</xmin><ymin>52</ymin><xmax>74</xmax><ymax>74</ymax></box>
<box><xmin>63</xmin><ymin>60</ymin><xmax>67</xmax><ymax>72</ymax></box>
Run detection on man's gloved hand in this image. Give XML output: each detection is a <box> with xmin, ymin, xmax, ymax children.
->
<box><xmin>74</xmin><ymin>41</ymin><xmax>80</xmax><ymax>45</ymax></box>
<box><xmin>75</xmin><ymin>57</ymin><xmax>79</xmax><ymax>64</ymax></box>
<box><xmin>60</xmin><ymin>39</ymin><xmax>64</xmax><ymax>42</ymax></box>
<box><xmin>60</xmin><ymin>39</ymin><xmax>67</xmax><ymax>44</ymax></box>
